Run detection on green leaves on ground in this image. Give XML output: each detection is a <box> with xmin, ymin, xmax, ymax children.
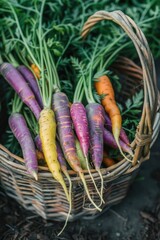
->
<box><xmin>121</xmin><ymin>90</ymin><xmax>144</xmax><ymax>141</ymax></box>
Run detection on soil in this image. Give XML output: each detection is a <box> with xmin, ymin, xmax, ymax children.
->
<box><xmin>0</xmin><ymin>60</ymin><xmax>160</xmax><ymax>240</ymax></box>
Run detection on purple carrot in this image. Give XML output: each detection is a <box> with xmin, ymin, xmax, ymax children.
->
<box><xmin>17</xmin><ymin>65</ymin><xmax>43</xmax><ymax>108</ymax></box>
<box><xmin>103</xmin><ymin>128</ymin><xmax>133</xmax><ymax>156</ymax></box>
<box><xmin>9</xmin><ymin>113</ymin><xmax>38</xmax><ymax>180</ymax></box>
<box><xmin>86</xmin><ymin>103</ymin><xmax>105</xmax><ymax>170</ymax></box>
<box><xmin>35</xmin><ymin>135</ymin><xmax>42</xmax><ymax>152</ymax></box>
<box><xmin>86</xmin><ymin>103</ymin><xmax>105</xmax><ymax>204</ymax></box>
<box><xmin>52</xmin><ymin>92</ymin><xmax>82</xmax><ymax>173</ymax></box>
<box><xmin>104</xmin><ymin>113</ymin><xmax>130</xmax><ymax>145</ymax></box>
<box><xmin>0</xmin><ymin>63</ymin><xmax>41</xmax><ymax>120</ymax></box>
<box><xmin>70</xmin><ymin>103</ymin><xmax>89</xmax><ymax>156</ymax></box>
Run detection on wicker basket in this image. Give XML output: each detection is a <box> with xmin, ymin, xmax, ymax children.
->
<box><xmin>0</xmin><ymin>10</ymin><xmax>160</xmax><ymax>221</ymax></box>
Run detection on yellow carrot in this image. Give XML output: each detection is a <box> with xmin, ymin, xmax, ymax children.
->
<box><xmin>39</xmin><ymin>108</ymin><xmax>69</xmax><ymax>201</ymax></box>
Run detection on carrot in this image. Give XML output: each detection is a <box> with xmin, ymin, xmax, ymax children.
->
<box><xmin>103</xmin><ymin>157</ymin><xmax>116</xmax><ymax>167</ymax></box>
<box><xmin>95</xmin><ymin>75</ymin><xmax>132</xmax><ymax>162</ymax></box>
<box><xmin>86</xmin><ymin>103</ymin><xmax>105</xmax><ymax>169</ymax></box>
<box><xmin>39</xmin><ymin>109</ymin><xmax>69</xmax><ymax>200</ymax></box>
<box><xmin>86</xmin><ymin>103</ymin><xmax>105</xmax><ymax>202</ymax></box>
<box><xmin>36</xmin><ymin>150</ymin><xmax>44</xmax><ymax>160</ymax></box>
<box><xmin>56</xmin><ymin>140</ymin><xmax>68</xmax><ymax>173</ymax></box>
<box><xmin>23</xmin><ymin>108</ymin><xmax>43</xmax><ymax>153</ymax></box>
<box><xmin>52</xmin><ymin>92</ymin><xmax>101</xmax><ymax>211</ymax></box>
<box><xmin>104</xmin><ymin>113</ymin><xmax>130</xmax><ymax>145</ymax></box>
<box><xmin>75</xmin><ymin>137</ymin><xmax>89</xmax><ymax>170</ymax></box>
<box><xmin>70</xmin><ymin>103</ymin><xmax>89</xmax><ymax>158</ymax></box>
<box><xmin>103</xmin><ymin>150</ymin><xmax>116</xmax><ymax>167</ymax></box>
<box><xmin>0</xmin><ymin>63</ymin><xmax>41</xmax><ymax>120</ymax></box>
<box><xmin>9</xmin><ymin>113</ymin><xmax>38</xmax><ymax>180</ymax></box>
<box><xmin>31</xmin><ymin>64</ymin><xmax>40</xmax><ymax>79</ymax></box>
<box><xmin>103</xmin><ymin>129</ymin><xmax>133</xmax><ymax>155</ymax></box>
<box><xmin>95</xmin><ymin>75</ymin><xmax>121</xmax><ymax>139</ymax></box>
<box><xmin>35</xmin><ymin>135</ymin><xmax>42</xmax><ymax>152</ymax></box>
<box><xmin>9</xmin><ymin>94</ymin><xmax>38</xmax><ymax>180</ymax></box>
<box><xmin>17</xmin><ymin>65</ymin><xmax>43</xmax><ymax>108</ymax></box>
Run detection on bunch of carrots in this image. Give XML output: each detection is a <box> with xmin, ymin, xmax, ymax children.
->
<box><xmin>0</xmin><ymin>59</ymin><xmax>133</xmax><ymax>208</ymax></box>
<box><xmin>0</xmin><ymin>0</ymin><xmax>138</xmax><ymax>234</ymax></box>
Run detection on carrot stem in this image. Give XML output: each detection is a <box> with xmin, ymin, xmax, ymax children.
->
<box><xmin>73</xmin><ymin>77</ymin><xmax>84</xmax><ymax>103</ymax></box>
<box><xmin>8</xmin><ymin>3</ymin><xmax>40</xmax><ymax>69</ymax></box>
<box><xmin>12</xmin><ymin>93</ymin><xmax>23</xmax><ymax>114</ymax></box>
<box><xmin>87</xmin><ymin>36</ymin><xmax>102</xmax><ymax>103</ymax></box>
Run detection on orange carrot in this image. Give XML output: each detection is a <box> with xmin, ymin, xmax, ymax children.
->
<box><xmin>95</xmin><ymin>75</ymin><xmax>132</xmax><ymax>162</ymax></box>
<box><xmin>31</xmin><ymin>64</ymin><xmax>40</xmax><ymax>79</ymax></box>
<box><xmin>103</xmin><ymin>149</ymin><xmax>116</xmax><ymax>167</ymax></box>
<box><xmin>103</xmin><ymin>157</ymin><xmax>116</xmax><ymax>167</ymax></box>
<box><xmin>36</xmin><ymin>150</ymin><xmax>44</xmax><ymax>160</ymax></box>
<box><xmin>95</xmin><ymin>75</ymin><xmax>121</xmax><ymax>140</ymax></box>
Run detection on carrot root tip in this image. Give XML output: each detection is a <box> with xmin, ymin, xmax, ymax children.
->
<box><xmin>85</xmin><ymin>157</ymin><xmax>105</xmax><ymax>206</ymax></box>
<box><xmin>57</xmin><ymin>171</ymin><xmax>72</xmax><ymax>236</ymax></box>
<box><xmin>96</xmin><ymin>168</ymin><xmax>105</xmax><ymax>206</ymax></box>
<box><xmin>31</xmin><ymin>170</ymin><xmax>38</xmax><ymax>181</ymax></box>
<box><xmin>79</xmin><ymin>172</ymin><xmax>102</xmax><ymax>212</ymax></box>
<box><xmin>115</xmin><ymin>137</ymin><xmax>133</xmax><ymax>163</ymax></box>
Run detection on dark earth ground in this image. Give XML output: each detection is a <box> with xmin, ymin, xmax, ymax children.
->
<box><xmin>0</xmin><ymin>61</ymin><xmax>160</xmax><ymax>240</ymax></box>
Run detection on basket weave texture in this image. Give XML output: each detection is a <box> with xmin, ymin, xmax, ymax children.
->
<box><xmin>0</xmin><ymin>10</ymin><xmax>160</xmax><ymax>221</ymax></box>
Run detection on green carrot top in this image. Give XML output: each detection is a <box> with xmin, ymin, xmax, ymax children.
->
<box><xmin>12</xmin><ymin>93</ymin><xmax>23</xmax><ymax>114</ymax></box>
<box><xmin>72</xmin><ymin>35</ymin><xmax>123</xmax><ymax>105</ymax></box>
<box><xmin>1</xmin><ymin>0</ymin><xmax>73</xmax><ymax>109</ymax></box>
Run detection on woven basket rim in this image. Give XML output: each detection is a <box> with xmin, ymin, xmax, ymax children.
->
<box><xmin>0</xmin><ymin>143</ymin><xmax>142</xmax><ymax>186</ymax></box>
<box><xmin>0</xmin><ymin>143</ymin><xmax>129</xmax><ymax>175</ymax></box>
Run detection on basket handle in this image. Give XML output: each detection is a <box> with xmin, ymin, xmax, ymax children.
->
<box><xmin>81</xmin><ymin>10</ymin><xmax>158</xmax><ymax>165</ymax></box>
<box><xmin>151</xmin><ymin>91</ymin><xmax>160</xmax><ymax>147</ymax></box>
